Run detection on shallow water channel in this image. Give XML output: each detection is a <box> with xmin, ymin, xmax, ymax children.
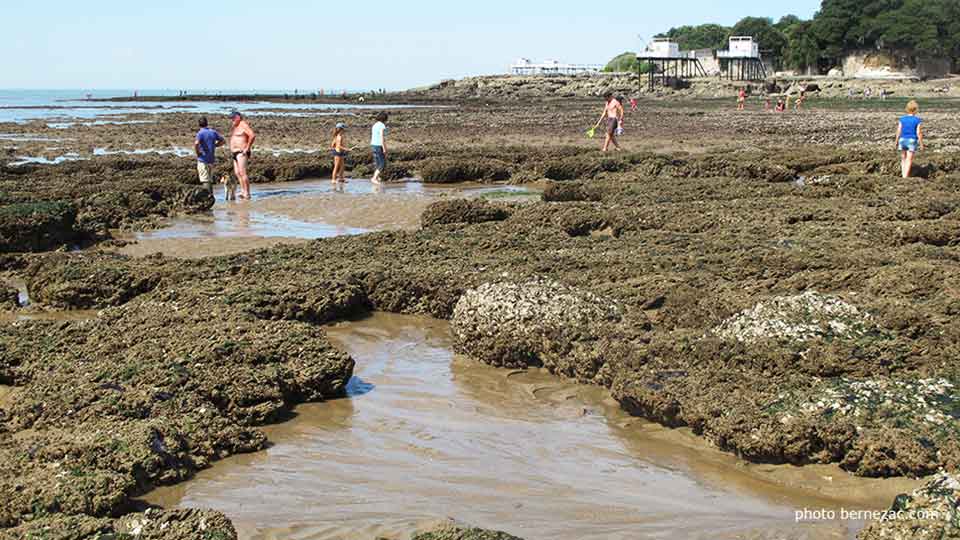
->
<box><xmin>145</xmin><ymin>313</ymin><xmax>912</xmax><ymax>540</ymax></box>
<box><xmin>116</xmin><ymin>179</ymin><xmax>536</xmax><ymax>258</ymax></box>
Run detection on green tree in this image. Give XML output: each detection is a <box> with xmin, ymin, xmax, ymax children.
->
<box><xmin>776</xmin><ymin>14</ymin><xmax>803</xmax><ymax>30</ymax></box>
<box><xmin>783</xmin><ymin>20</ymin><xmax>821</xmax><ymax>71</ymax></box>
<box><xmin>657</xmin><ymin>24</ymin><xmax>730</xmax><ymax>50</ymax></box>
<box><xmin>652</xmin><ymin>0</ymin><xmax>960</xmax><ymax>74</ymax></box>
<box><xmin>603</xmin><ymin>52</ymin><xmax>652</xmax><ymax>74</ymax></box>
<box><xmin>873</xmin><ymin>0</ymin><xmax>960</xmax><ymax>56</ymax></box>
<box><xmin>730</xmin><ymin>16</ymin><xmax>789</xmax><ymax>59</ymax></box>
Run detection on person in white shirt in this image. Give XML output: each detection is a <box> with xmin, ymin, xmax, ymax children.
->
<box><xmin>370</xmin><ymin>112</ymin><xmax>389</xmax><ymax>184</ymax></box>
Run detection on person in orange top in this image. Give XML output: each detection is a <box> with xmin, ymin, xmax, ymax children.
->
<box><xmin>737</xmin><ymin>87</ymin><xmax>746</xmax><ymax>111</ymax></box>
<box><xmin>228</xmin><ymin>111</ymin><xmax>256</xmax><ymax>200</ymax></box>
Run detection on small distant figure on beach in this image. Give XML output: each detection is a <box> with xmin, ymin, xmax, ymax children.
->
<box><xmin>629</xmin><ymin>97</ymin><xmax>638</xmax><ymax>112</ymax></box>
<box><xmin>897</xmin><ymin>100</ymin><xmax>924</xmax><ymax>178</ymax></box>
<box><xmin>794</xmin><ymin>90</ymin><xmax>806</xmax><ymax>111</ymax></box>
<box><xmin>764</xmin><ymin>97</ymin><xmax>772</xmax><ymax>112</ymax></box>
<box><xmin>880</xmin><ymin>88</ymin><xmax>887</xmax><ymax>101</ymax></box>
<box><xmin>864</xmin><ymin>87</ymin><xmax>872</xmax><ymax>100</ymax></box>
<box><xmin>229</xmin><ymin>111</ymin><xmax>256</xmax><ymax>200</ymax></box>
<box><xmin>330</xmin><ymin>122</ymin><xmax>350</xmax><ymax>184</ymax></box>
<box><xmin>370</xmin><ymin>112</ymin><xmax>389</xmax><ymax>185</ymax></box>
<box><xmin>848</xmin><ymin>88</ymin><xmax>855</xmax><ymax>100</ymax></box>
<box><xmin>775</xmin><ymin>97</ymin><xmax>785</xmax><ymax>112</ymax></box>
<box><xmin>193</xmin><ymin>117</ymin><xmax>225</xmax><ymax>192</ymax></box>
<box><xmin>737</xmin><ymin>87</ymin><xmax>747</xmax><ymax>111</ymax></box>
<box><xmin>594</xmin><ymin>93</ymin><xmax>623</xmax><ymax>152</ymax></box>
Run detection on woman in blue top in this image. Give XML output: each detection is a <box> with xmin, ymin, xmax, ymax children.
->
<box><xmin>896</xmin><ymin>100</ymin><xmax>924</xmax><ymax>178</ymax></box>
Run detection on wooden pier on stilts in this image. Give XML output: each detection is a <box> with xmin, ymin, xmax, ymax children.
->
<box><xmin>636</xmin><ymin>38</ymin><xmax>707</xmax><ymax>92</ymax></box>
<box><xmin>638</xmin><ymin>56</ymin><xmax>708</xmax><ymax>92</ymax></box>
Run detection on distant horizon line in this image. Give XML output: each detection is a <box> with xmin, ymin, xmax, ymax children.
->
<box><xmin>0</xmin><ymin>87</ymin><xmax>393</xmax><ymax>92</ymax></box>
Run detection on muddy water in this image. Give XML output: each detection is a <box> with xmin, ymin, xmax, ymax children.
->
<box><xmin>145</xmin><ymin>313</ymin><xmax>916</xmax><ymax>540</ymax></box>
<box><xmin>115</xmin><ymin>180</ymin><xmax>536</xmax><ymax>258</ymax></box>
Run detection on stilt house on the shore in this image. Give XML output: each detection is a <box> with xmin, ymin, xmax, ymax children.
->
<box><xmin>637</xmin><ymin>38</ymin><xmax>708</xmax><ymax>91</ymax></box>
<box><xmin>717</xmin><ymin>36</ymin><xmax>767</xmax><ymax>81</ymax></box>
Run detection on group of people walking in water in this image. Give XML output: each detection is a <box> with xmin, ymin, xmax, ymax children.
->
<box><xmin>192</xmin><ymin>91</ymin><xmax>928</xmax><ymax>200</ymax></box>
<box><xmin>192</xmin><ymin>110</ymin><xmax>390</xmax><ymax>200</ymax></box>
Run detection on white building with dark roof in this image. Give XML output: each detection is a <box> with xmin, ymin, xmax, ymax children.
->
<box><xmin>510</xmin><ymin>58</ymin><xmax>603</xmax><ymax>75</ymax></box>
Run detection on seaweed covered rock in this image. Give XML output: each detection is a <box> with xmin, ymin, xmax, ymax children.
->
<box><xmin>0</xmin><ymin>201</ymin><xmax>77</xmax><ymax>252</ymax></box>
<box><xmin>858</xmin><ymin>472</ymin><xmax>960</xmax><ymax>540</ymax></box>
<box><xmin>419</xmin><ymin>158</ymin><xmax>511</xmax><ymax>184</ymax></box>
<box><xmin>451</xmin><ymin>278</ymin><xmax>623</xmax><ymax>380</ymax></box>
<box><xmin>0</xmin><ymin>290</ymin><xmax>354</xmax><ymax>526</ymax></box>
<box><xmin>26</xmin><ymin>252</ymin><xmax>166</xmax><ymax>309</ymax></box>
<box><xmin>0</xmin><ymin>508</ymin><xmax>237</xmax><ymax>540</ymax></box>
<box><xmin>541</xmin><ymin>181</ymin><xmax>602</xmax><ymax>202</ymax></box>
<box><xmin>412</xmin><ymin>522</ymin><xmax>525</xmax><ymax>540</ymax></box>
<box><xmin>421</xmin><ymin>199</ymin><xmax>510</xmax><ymax>228</ymax></box>
<box><xmin>272</xmin><ymin>162</ymin><xmax>334</xmax><ymax>183</ymax></box>
<box><xmin>220</xmin><ymin>279</ymin><xmax>370</xmax><ymax>324</ymax></box>
<box><xmin>0</xmin><ymin>286</ymin><xmax>17</xmax><ymax>309</ymax></box>
<box><xmin>75</xmin><ymin>183</ymin><xmax>214</xmax><ymax>237</ymax></box>
<box><xmin>0</xmin><ymin>158</ymin><xmax>215</xmax><ymax>252</ymax></box>
<box><xmin>540</xmin><ymin>155</ymin><xmax>626</xmax><ymax>181</ymax></box>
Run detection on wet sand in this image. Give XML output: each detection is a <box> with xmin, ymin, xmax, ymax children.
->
<box><xmin>144</xmin><ymin>313</ymin><xmax>918</xmax><ymax>540</ymax></box>
<box><xmin>110</xmin><ymin>179</ymin><xmax>537</xmax><ymax>258</ymax></box>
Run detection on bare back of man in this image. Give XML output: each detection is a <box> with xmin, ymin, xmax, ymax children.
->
<box><xmin>229</xmin><ymin>112</ymin><xmax>256</xmax><ymax>199</ymax></box>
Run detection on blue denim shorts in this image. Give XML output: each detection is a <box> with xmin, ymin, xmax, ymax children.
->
<box><xmin>372</xmin><ymin>145</ymin><xmax>386</xmax><ymax>170</ymax></box>
<box><xmin>899</xmin><ymin>138</ymin><xmax>918</xmax><ymax>152</ymax></box>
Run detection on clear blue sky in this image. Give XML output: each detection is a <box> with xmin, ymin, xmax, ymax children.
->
<box><xmin>3</xmin><ymin>0</ymin><xmax>822</xmax><ymax>91</ymax></box>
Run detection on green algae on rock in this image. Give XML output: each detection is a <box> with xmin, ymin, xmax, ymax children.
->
<box><xmin>410</xmin><ymin>522</ymin><xmax>525</xmax><ymax>540</ymax></box>
<box><xmin>0</xmin><ymin>290</ymin><xmax>354</xmax><ymax>527</ymax></box>
<box><xmin>0</xmin><ymin>201</ymin><xmax>78</xmax><ymax>253</ymax></box>
<box><xmin>421</xmin><ymin>199</ymin><xmax>511</xmax><ymax>228</ymax></box>
<box><xmin>858</xmin><ymin>472</ymin><xmax>960</xmax><ymax>540</ymax></box>
<box><xmin>0</xmin><ymin>508</ymin><xmax>237</xmax><ymax>540</ymax></box>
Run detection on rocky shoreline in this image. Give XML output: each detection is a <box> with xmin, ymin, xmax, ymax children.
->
<box><xmin>2</xmin><ymin>97</ymin><xmax>960</xmax><ymax>539</ymax></box>
<box><xmin>400</xmin><ymin>74</ymin><xmax>960</xmax><ymax>101</ymax></box>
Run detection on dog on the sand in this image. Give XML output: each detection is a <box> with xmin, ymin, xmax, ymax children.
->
<box><xmin>220</xmin><ymin>173</ymin><xmax>238</xmax><ymax>201</ymax></box>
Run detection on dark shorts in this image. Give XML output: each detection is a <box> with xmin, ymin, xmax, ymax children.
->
<box><xmin>372</xmin><ymin>145</ymin><xmax>386</xmax><ymax>170</ymax></box>
<box><xmin>605</xmin><ymin>117</ymin><xmax>619</xmax><ymax>135</ymax></box>
<box><xmin>330</xmin><ymin>150</ymin><xmax>347</xmax><ymax>158</ymax></box>
<box><xmin>231</xmin><ymin>150</ymin><xmax>251</xmax><ymax>162</ymax></box>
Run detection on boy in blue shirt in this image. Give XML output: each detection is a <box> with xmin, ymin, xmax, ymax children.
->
<box><xmin>896</xmin><ymin>101</ymin><xmax>924</xmax><ymax>178</ymax></box>
<box><xmin>194</xmin><ymin>117</ymin><xmax>225</xmax><ymax>190</ymax></box>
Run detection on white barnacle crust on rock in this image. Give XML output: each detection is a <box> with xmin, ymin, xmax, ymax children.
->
<box><xmin>859</xmin><ymin>472</ymin><xmax>960</xmax><ymax>540</ymax></box>
<box><xmin>712</xmin><ymin>291</ymin><xmax>878</xmax><ymax>344</ymax></box>
<box><xmin>451</xmin><ymin>277</ymin><xmax>623</xmax><ymax>381</ymax></box>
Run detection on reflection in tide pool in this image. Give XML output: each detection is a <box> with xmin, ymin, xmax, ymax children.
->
<box><xmin>136</xmin><ymin>179</ymin><xmax>535</xmax><ymax>243</ymax></box>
